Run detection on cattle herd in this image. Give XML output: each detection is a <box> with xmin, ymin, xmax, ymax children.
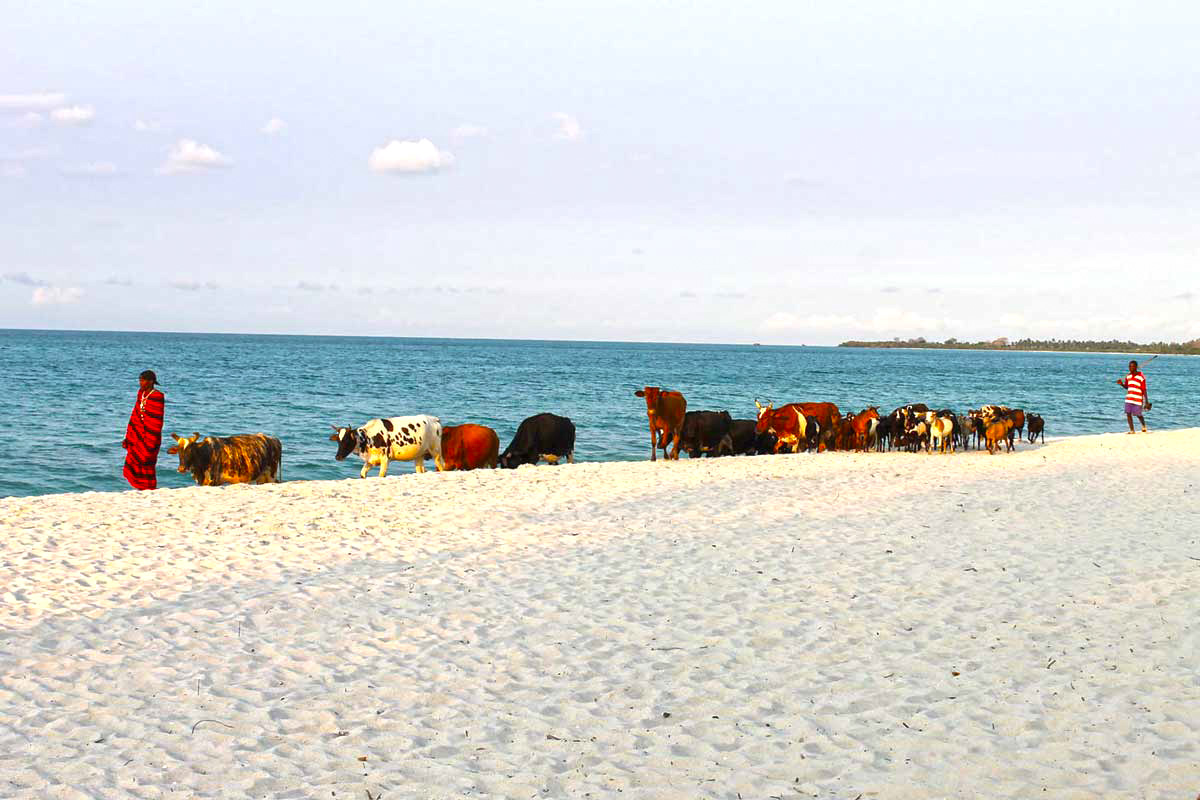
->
<box><xmin>163</xmin><ymin>388</ymin><xmax>1045</xmax><ymax>486</ymax></box>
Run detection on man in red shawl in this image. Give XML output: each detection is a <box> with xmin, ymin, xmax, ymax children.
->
<box><xmin>123</xmin><ymin>369</ymin><xmax>166</xmax><ymax>490</ymax></box>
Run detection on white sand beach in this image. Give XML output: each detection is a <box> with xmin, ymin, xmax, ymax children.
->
<box><xmin>2</xmin><ymin>430</ymin><xmax>1198</xmax><ymax>799</ymax></box>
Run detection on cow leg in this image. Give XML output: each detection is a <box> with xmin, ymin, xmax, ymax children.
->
<box><xmin>430</xmin><ymin>441</ymin><xmax>446</xmax><ymax>472</ymax></box>
<box><xmin>568</xmin><ymin>450</ymin><xmax>575</xmax><ymax>464</ymax></box>
<box><xmin>413</xmin><ymin>455</ymin><xmax>424</xmax><ymax>474</ymax></box>
<box><xmin>670</xmin><ymin>430</ymin><xmax>682</xmax><ymax>460</ymax></box>
<box><xmin>648</xmin><ymin>421</ymin><xmax>658</xmax><ymax>462</ymax></box>
<box><xmin>380</xmin><ymin>456</ymin><xmax>393</xmax><ymax>477</ymax></box>
<box><xmin>360</xmin><ymin>461</ymin><xmax>371</xmax><ymax>478</ymax></box>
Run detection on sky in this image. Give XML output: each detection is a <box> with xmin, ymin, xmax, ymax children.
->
<box><xmin>2</xmin><ymin>0</ymin><xmax>1198</xmax><ymax>344</ymax></box>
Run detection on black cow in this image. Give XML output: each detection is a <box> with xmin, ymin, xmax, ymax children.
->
<box><xmin>804</xmin><ymin>415</ymin><xmax>821</xmax><ymax>452</ymax></box>
<box><xmin>754</xmin><ymin>429</ymin><xmax>778</xmax><ymax>455</ymax></box>
<box><xmin>1026</xmin><ymin>413</ymin><xmax>1045</xmax><ymax>444</ymax></box>
<box><xmin>499</xmin><ymin>413</ymin><xmax>576</xmax><ymax>468</ymax></box>
<box><xmin>728</xmin><ymin>419</ymin><xmax>759</xmax><ymax>455</ymax></box>
<box><xmin>679</xmin><ymin>411</ymin><xmax>734</xmax><ymax>458</ymax></box>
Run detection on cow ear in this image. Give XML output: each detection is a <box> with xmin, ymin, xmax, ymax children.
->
<box><xmin>634</xmin><ymin>390</ymin><xmax>645</xmax><ymax>397</ymax></box>
<box><xmin>328</xmin><ymin>433</ymin><xmax>339</xmax><ymax>441</ymax></box>
<box><xmin>167</xmin><ymin>446</ymin><xmax>178</xmax><ymax>454</ymax></box>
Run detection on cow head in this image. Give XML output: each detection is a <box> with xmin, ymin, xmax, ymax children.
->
<box><xmin>167</xmin><ymin>432</ymin><xmax>203</xmax><ymax>473</ymax></box>
<box><xmin>329</xmin><ymin>425</ymin><xmax>358</xmax><ymax>461</ymax></box>
<box><xmin>635</xmin><ymin>386</ymin><xmax>660</xmax><ymax>410</ymax></box>
<box><xmin>498</xmin><ymin>450</ymin><xmax>536</xmax><ymax>469</ymax></box>
<box><xmin>754</xmin><ymin>400</ymin><xmax>777</xmax><ymax>434</ymax></box>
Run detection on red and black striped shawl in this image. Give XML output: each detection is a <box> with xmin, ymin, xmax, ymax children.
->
<box><xmin>123</xmin><ymin>388</ymin><xmax>165</xmax><ymax>490</ymax></box>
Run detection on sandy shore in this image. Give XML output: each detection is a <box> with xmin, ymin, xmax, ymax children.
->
<box><xmin>2</xmin><ymin>431</ymin><xmax>1198</xmax><ymax>799</ymax></box>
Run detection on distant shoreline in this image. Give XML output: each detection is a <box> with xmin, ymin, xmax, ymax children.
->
<box><xmin>840</xmin><ymin>339</ymin><xmax>1200</xmax><ymax>356</ymax></box>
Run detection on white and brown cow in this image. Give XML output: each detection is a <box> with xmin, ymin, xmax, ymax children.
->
<box><xmin>330</xmin><ymin>416</ymin><xmax>444</xmax><ymax>477</ymax></box>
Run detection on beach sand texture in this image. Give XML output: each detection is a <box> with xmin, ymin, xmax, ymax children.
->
<box><xmin>2</xmin><ymin>430</ymin><xmax>1198</xmax><ymax>799</ymax></box>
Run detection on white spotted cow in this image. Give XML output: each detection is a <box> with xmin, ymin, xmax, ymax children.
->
<box><xmin>330</xmin><ymin>416</ymin><xmax>445</xmax><ymax>477</ymax></box>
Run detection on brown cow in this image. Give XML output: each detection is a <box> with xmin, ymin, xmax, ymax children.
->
<box><xmin>168</xmin><ymin>432</ymin><xmax>282</xmax><ymax>486</ymax></box>
<box><xmin>635</xmin><ymin>387</ymin><xmax>686</xmax><ymax>461</ymax></box>
<box><xmin>758</xmin><ymin>401</ymin><xmax>841</xmax><ymax>452</ymax></box>
<box><xmin>850</xmin><ymin>407</ymin><xmax>880</xmax><ymax>451</ymax></box>
<box><xmin>753</xmin><ymin>401</ymin><xmax>808</xmax><ymax>453</ymax></box>
<box><xmin>984</xmin><ymin>417</ymin><xmax>1014</xmax><ymax>454</ymax></box>
<box><xmin>440</xmin><ymin>424</ymin><xmax>499</xmax><ymax>471</ymax></box>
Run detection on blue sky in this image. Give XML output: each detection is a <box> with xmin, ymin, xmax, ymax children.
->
<box><xmin>2</xmin><ymin>0</ymin><xmax>1198</xmax><ymax>343</ymax></box>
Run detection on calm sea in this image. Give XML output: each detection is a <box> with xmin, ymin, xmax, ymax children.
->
<box><xmin>1</xmin><ymin>329</ymin><xmax>1195</xmax><ymax>498</ymax></box>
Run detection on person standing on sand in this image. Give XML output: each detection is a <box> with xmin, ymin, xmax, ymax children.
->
<box><xmin>1117</xmin><ymin>360</ymin><xmax>1149</xmax><ymax>434</ymax></box>
<box><xmin>123</xmin><ymin>370</ymin><xmax>166</xmax><ymax>489</ymax></box>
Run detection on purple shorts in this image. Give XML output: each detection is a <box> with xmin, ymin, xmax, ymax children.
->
<box><xmin>1124</xmin><ymin>402</ymin><xmax>1143</xmax><ymax>416</ymax></box>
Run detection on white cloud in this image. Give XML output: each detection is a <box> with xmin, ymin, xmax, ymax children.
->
<box><xmin>169</xmin><ymin>279</ymin><xmax>219</xmax><ymax>291</ymax></box>
<box><xmin>0</xmin><ymin>92</ymin><xmax>67</xmax><ymax>111</ymax></box>
<box><xmin>31</xmin><ymin>286</ymin><xmax>83</xmax><ymax>305</ymax></box>
<box><xmin>50</xmin><ymin>105</ymin><xmax>96</xmax><ymax>125</ymax></box>
<box><xmin>63</xmin><ymin>162</ymin><xmax>119</xmax><ymax>177</ymax></box>
<box><xmin>9</xmin><ymin>112</ymin><xmax>43</xmax><ymax>129</ymax></box>
<box><xmin>158</xmin><ymin>139</ymin><xmax>232</xmax><ymax>175</ymax></box>
<box><xmin>134</xmin><ymin>119</ymin><xmax>162</xmax><ymax>132</ymax></box>
<box><xmin>368</xmin><ymin>138</ymin><xmax>454</xmax><ymax>174</ymax></box>
<box><xmin>3</xmin><ymin>272</ymin><xmax>48</xmax><ymax>286</ymax></box>
<box><xmin>0</xmin><ymin>163</ymin><xmax>25</xmax><ymax>178</ymax></box>
<box><xmin>451</xmin><ymin>124</ymin><xmax>488</xmax><ymax>139</ymax></box>
<box><xmin>551</xmin><ymin>112</ymin><xmax>582</xmax><ymax>141</ymax></box>
<box><xmin>261</xmin><ymin>117</ymin><xmax>287</xmax><ymax>135</ymax></box>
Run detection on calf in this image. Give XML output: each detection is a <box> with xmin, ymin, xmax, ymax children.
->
<box><xmin>1026</xmin><ymin>413</ymin><xmax>1045</xmax><ymax>444</ymax></box>
<box><xmin>984</xmin><ymin>417</ymin><xmax>1014</xmax><ymax>454</ymax></box>
<box><xmin>728</xmin><ymin>419</ymin><xmax>760</xmax><ymax>455</ymax></box>
<box><xmin>440</xmin><ymin>423</ymin><xmax>499</xmax><ymax>471</ymax></box>
<box><xmin>850</xmin><ymin>407</ymin><xmax>880</xmax><ymax>451</ymax></box>
<box><xmin>929</xmin><ymin>415</ymin><xmax>955</xmax><ymax>454</ymax></box>
<box><xmin>635</xmin><ymin>387</ymin><xmax>686</xmax><ymax>461</ymax></box>
<box><xmin>330</xmin><ymin>416</ymin><xmax>444</xmax><ymax>477</ymax></box>
<box><xmin>168</xmin><ymin>432</ymin><xmax>282</xmax><ymax>486</ymax></box>
<box><xmin>499</xmin><ymin>413</ymin><xmax>576</xmax><ymax>468</ymax></box>
<box><xmin>680</xmin><ymin>411</ymin><xmax>734</xmax><ymax>458</ymax></box>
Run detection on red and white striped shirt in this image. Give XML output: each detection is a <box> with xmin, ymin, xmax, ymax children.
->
<box><xmin>1124</xmin><ymin>372</ymin><xmax>1147</xmax><ymax>405</ymax></box>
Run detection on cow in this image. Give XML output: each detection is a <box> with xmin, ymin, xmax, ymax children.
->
<box><xmin>439</xmin><ymin>423</ymin><xmax>499</xmax><ymax>471</ymax></box>
<box><xmin>794</xmin><ymin>403</ymin><xmax>841</xmax><ymax>450</ymax></box>
<box><xmin>330</xmin><ymin>416</ymin><xmax>444</xmax><ymax>477</ymax></box>
<box><xmin>498</xmin><ymin>413</ymin><xmax>576</xmax><ymax>468</ymax></box>
<box><xmin>754</xmin><ymin>401</ymin><xmax>809</xmax><ymax>454</ymax></box>
<box><xmin>168</xmin><ymin>432</ymin><xmax>282</xmax><ymax>486</ymax></box>
<box><xmin>833</xmin><ymin>412</ymin><xmax>859</xmax><ymax>451</ymax></box>
<box><xmin>803</xmin><ymin>416</ymin><xmax>821</xmax><ymax>452</ymax></box>
<box><xmin>850</xmin><ymin>407</ymin><xmax>880</xmax><ymax>451</ymax></box>
<box><xmin>728</xmin><ymin>419</ymin><xmax>760</xmax><ymax>455</ymax></box>
<box><xmin>984</xmin><ymin>417</ymin><xmax>1014</xmax><ymax>454</ymax></box>
<box><xmin>1026</xmin><ymin>413</ymin><xmax>1045</xmax><ymax>444</ymax></box>
<box><xmin>679</xmin><ymin>411</ymin><xmax>734</xmax><ymax>458</ymax></box>
<box><xmin>635</xmin><ymin>387</ymin><xmax>686</xmax><ymax>461</ymax></box>
<box><xmin>929</xmin><ymin>414</ymin><xmax>956</xmax><ymax>454</ymax></box>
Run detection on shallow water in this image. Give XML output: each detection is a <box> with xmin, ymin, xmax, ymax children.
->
<box><xmin>1</xmin><ymin>329</ymin><xmax>1193</xmax><ymax>497</ymax></box>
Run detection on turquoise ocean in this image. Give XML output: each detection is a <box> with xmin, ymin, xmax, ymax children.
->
<box><xmin>1</xmin><ymin>329</ymin><xmax>1195</xmax><ymax>498</ymax></box>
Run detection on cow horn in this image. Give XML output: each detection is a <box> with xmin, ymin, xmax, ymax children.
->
<box><xmin>170</xmin><ymin>432</ymin><xmax>180</xmax><ymax>442</ymax></box>
<box><xmin>754</xmin><ymin>398</ymin><xmax>764</xmax><ymax>410</ymax></box>
<box><xmin>191</xmin><ymin>431</ymin><xmax>200</xmax><ymax>442</ymax></box>
<box><xmin>330</xmin><ymin>424</ymin><xmax>341</xmax><ymax>431</ymax></box>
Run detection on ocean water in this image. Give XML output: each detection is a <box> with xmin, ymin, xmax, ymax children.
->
<box><xmin>1</xmin><ymin>329</ymin><xmax>1195</xmax><ymax>498</ymax></box>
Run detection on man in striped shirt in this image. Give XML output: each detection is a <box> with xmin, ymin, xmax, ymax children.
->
<box><xmin>1117</xmin><ymin>360</ymin><xmax>1149</xmax><ymax>434</ymax></box>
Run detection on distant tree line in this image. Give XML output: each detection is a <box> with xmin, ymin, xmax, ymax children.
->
<box><xmin>838</xmin><ymin>337</ymin><xmax>1200</xmax><ymax>355</ymax></box>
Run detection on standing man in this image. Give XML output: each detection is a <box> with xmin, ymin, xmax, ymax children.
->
<box><xmin>123</xmin><ymin>369</ymin><xmax>166</xmax><ymax>489</ymax></box>
<box><xmin>1117</xmin><ymin>360</ymin><xmax>1149</xmax><ymax>434</ymax></box>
